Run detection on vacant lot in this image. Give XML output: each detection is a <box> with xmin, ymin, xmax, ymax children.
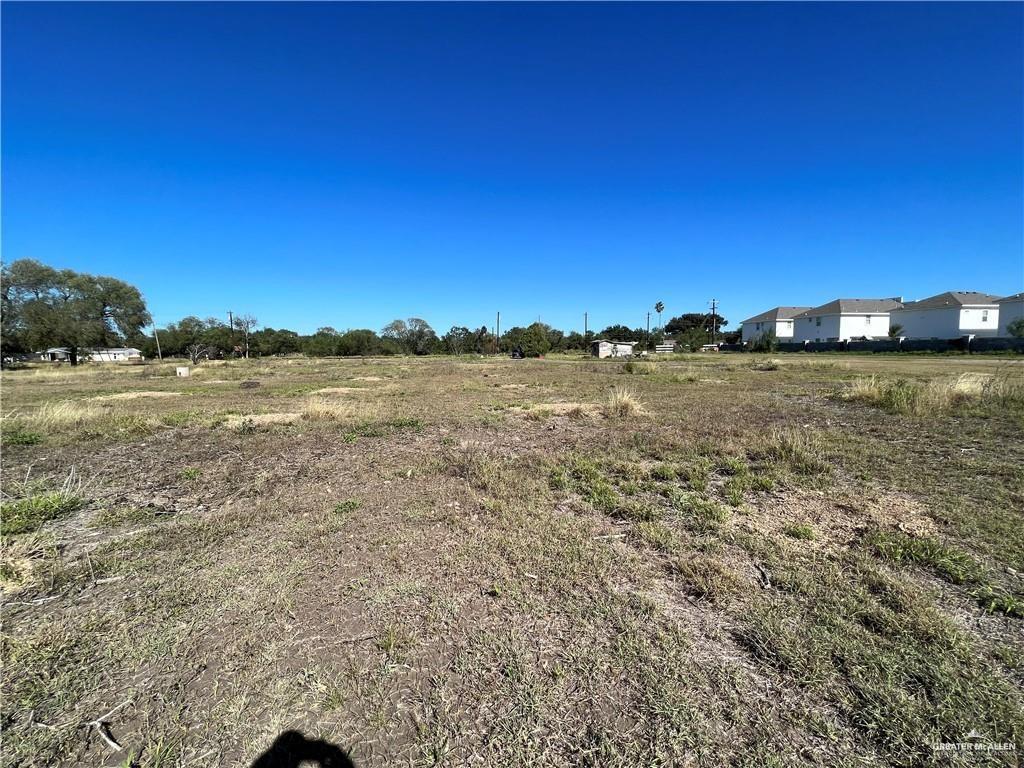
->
<box><xmin>2</xmin><ymin>354</ymin><xmax>1022</xmax><ymax>767</ymax></box>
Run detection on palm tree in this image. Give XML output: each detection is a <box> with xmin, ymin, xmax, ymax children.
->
<box><xmin>654</xmin><ymin>301</ymin><xmax>665</xmax><ymax>331</ymax></box>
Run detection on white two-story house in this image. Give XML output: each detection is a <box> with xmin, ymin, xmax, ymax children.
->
<box><xmin>997</xmin><ymin>293</ymin><xmax>1024</xmax><ymax>337</ymax></box>
<box><xmin>740</xmin><ymin>306</ymin><xmax>811</xmax><ymax>344</ymax></box>
<box><xmin>889</xmin><ymin>291</ymin><xmax>1000</xmax><ymax>339</ymax></box>
<box><xmin>791</xmin><ymin>298</ymin><xmax>902</xmax><ymax>343</ymax></box>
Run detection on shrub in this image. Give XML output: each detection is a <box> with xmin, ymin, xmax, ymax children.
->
<box><xmin>750</xmin><ymin>330</ymin><xmax>778</xmax><ymax>353</ymax></box>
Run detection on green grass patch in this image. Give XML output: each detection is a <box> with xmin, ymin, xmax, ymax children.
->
<box><xmin>867</xmin><ymin>530</ymin><xmax>982</xmax><ymax>585</ymax></box>
<box><xmin>90</xmin><ymin>506</ymin><xmax>156</xmax><ymax>529</ymax></box>
<box><xmin>343</xmin><ymin>416</ymin><xmax>423</xmax><ymax>440</ymax></box>
<box><xmin>633</xmin><ymin>520</ymin><xmax>679</xmax><ymax>552</ymax></box>
<box><xmin>671</xmin><ymin>492</ymin><xmax>730</xmax><ymax>532</ymax></box>
<box><xmin>1</xmin><ymin>423</ymin><xmax>44</xmax><ymax>446</ymax></box>
<box><xmin>737</xmin><ymin>553</ymin><xmax>1024</xmax><ymax>765</ymax></box>
<box><xmin>1</xmin><ymin>491</ymin><xmax>84</xmax><ymax>536</ymax></box>
<box><xmin>551</xmin><ymin>456</ymin><xmax>620</xmax><ymax>513</ymax></box>
<box><xmin>333</xmin><ymin>499</ymin><xmax>360</xmax><ymax>515</ymax></box>
<box><xmin>783</xmin><ymin>523</ymin><xmax>816</xmax><ymax>541</ymax></box>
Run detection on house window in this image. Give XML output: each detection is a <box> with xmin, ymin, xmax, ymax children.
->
<box><xmin>865</xmin><ymin>315</ymin><xmax>872</xmax><ymax>325</ymax></box>
<box><xmin>982</xmin><ymin>310</ymin><xmax>989</xmax><ymax>322</ymax></box>
<box><xmin>815</xmin><ymin>317</ymin><xmax>821</xmax><ymax>327</ymax></box>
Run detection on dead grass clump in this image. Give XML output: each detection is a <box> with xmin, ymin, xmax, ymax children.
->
<box><xmin>671</xmin><ymin>555</ymin><xmax>744</xmax><ymax>603</ymax></box>
<box><xmin>442</xmin><ymin>443</ymin><xmax>515</xmax><ymax>496</ymax></box>
<box><xmin>842</xmin><ymin>373</ymin><xmax>1013</xmax><ymax>416</ymax></box>
<box><xmin>526</xmin><ymin>402</ymin><xmax>598</xmax><ymax>419</ymax></box>
<box><xmin>974</xmin><ymin>371</ymin><xmax>1024</xmax><ymax>408</ymax></box>
<box><xmin>756</xmin><ymin>428</ymin><xmax>830</xmax><ymax>476</ymax></box>
<box><xmin>302</xmin><ymin>396</ymin><xmax>382</xmax><ymax>423</ymax></box>
<box><xmin>18</xmin><ymin>401</ymin><xmax>103</xmax><ymax>430</ymax></box>
<box><xmin>749</xmin><ymin>358</ymin><xmax>781</xmax><ymax>371</ymax></box>
<box><xmin>526</xmin><ymin>407</ymin><xmax>552</xmax><ymax>421</ymax></box>
<box><xmin>90</xmin><ymin>391</ymin><xmax>182</xmax><ymax>401</ymax></box>
<box><xmin>224</xmin><ymin>413</ymin><xmax>301</xmax><ymax>431</ymax></box>
<box><xmin>604</xmin><ymin>386</ymin><xmax>645</xmax><ymax>418</ymax></box>
<box><xmin>624</xmin><ymin>360</ymin><xmax>657</xmax><ymax>375</ymax></box>
<box><xmin>0</xmin><ymin>532</ymin><xmax>59</xmax><ymax>592</ymax></box>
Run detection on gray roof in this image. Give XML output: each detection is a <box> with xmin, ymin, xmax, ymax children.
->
<box><xmin>794</xmin><ymin>298</ymin><xmax>902</xmax><ymax>318</ymax></box>
<box><xmin>741</xmin><ymin>306</ymin><xmax>812</xmax><ymax>325</ymax></box>
<box><xmin>996</xmin><ymin>292</ymin><xmax>1024</xmax><ymax>303</ymax></box>
<box><xmin>897</xmin><ymin>291</ymin><xmax>1000</xmax><ymax>310</ymax></box>
<box><xmin>592</xmin><ymin>339</ymin><xmax>637</xmax><ymax>345</ymax></box>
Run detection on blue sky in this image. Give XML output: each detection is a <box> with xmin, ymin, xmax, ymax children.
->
<box><xmin>3</xmin><ymin>2</ymin><xmax>1022</xmax><ymax>334</ymax></box>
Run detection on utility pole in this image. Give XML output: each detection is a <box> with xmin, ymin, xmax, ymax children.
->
<box><xmin>584</xmin><ymin>311</ymin><xmax>588</xmax><ymax>341</ymax></box>
<box><xmin>152</xmin><ymin>324</ymin><xmax>163</xmax><ymax>361</ymax></box>
<box><xmin>709</xmin><ymin>299</ymin><xmax>718</xmax><ymax>344</ymax></box>
<box><xmin>496</xmin><ymin>311</ymin><xmax>500</xmax><ymax>354</ymax></box>
<box><xmin>646</xmin><ymin>312</ymin><xmax>651</xmax><ymax>351</ymax></box>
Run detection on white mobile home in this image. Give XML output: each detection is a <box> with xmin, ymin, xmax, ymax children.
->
<box><xmin>997</xmin><ymin>293</ymin><xmax>1024</xmax><ymax>337</ymax></box>
<box><xmin>89</xmin><ymin>347</ymin><xmax>144</xmax><ymax>362</ymax></box>
<box><xmin>791</xmin><ymin>298</ymin><xmax>902</xmax><ymax>342</ymax></box>
<box><xmin>740</xmin><ymin>306</ymin><xmax>811</xmax><ymax>344</ymax></box>
<box><xmin>889</xmin><ymin>291</ymin><xmax>999</xmax><ymax>339</ymax></box>
<box><xmin>590</xmin><ymin>340</ymin><xmax>638</xmax><ymax>359</ymax></box>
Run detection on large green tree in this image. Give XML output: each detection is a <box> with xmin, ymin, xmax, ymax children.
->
<box><xmin>2</xmin><ymin>259</ymin><xmax>150</xmax><ymax>364</ymax></box>
<box><xmin>382</xmin><ymin>318</ymin><xmax>437</xmax><ymax>355</ymax></box>
<box><xmin>664</xmin><ymin>312</ymin><xmax>728</xmax><ymax>336</ymax></box>
<box><xmin>597</xmin><ymin>325</ymin><xmax>644</xmax><ymax>343</ymax></box>
<box><xmin>500</xmin><ymin>323</ymin><xmax>552</xmax><ymax>357</ymax></box>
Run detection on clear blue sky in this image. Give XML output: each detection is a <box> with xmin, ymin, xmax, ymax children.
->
<box><xmin>3</xmin><ymin>2</ymin><xmax>1022</xmax><ymax>334</ymax></box>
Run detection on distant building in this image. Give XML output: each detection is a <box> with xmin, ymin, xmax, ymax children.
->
<box><xmin>89</xmin><ymin>347</ymin><xmax>144</xmax><ymax>362</ymax></box>
<box><xmin>792</xmin><ymin>298</ymin><xmax>902</xmax><ymax>342</ymax></box>
<box><xmin>740</xmin><ymin>306</ymin><xmax>811</xmax><ymax>344</ymax></box>
<box><xmin>39</xmin><ymin>347</ymin><xmax>72</xmax><ymax>362</ymax></box>
<box><xmin>890</xmin><ymin>291</ymin><xmax>1000</xmax><ymax>339</ymax></box>
<box><xmin>591</xmin><ymin>340</ymin><xmax>638</xmax><ymax>359</ymax></box>
<box><xmin>996</xmin><ymin>293</ymin><xmax>1024</xmax><ymax>337</ymax></box>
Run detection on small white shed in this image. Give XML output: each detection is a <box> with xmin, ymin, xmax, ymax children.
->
<box><xmin>591</xmin><ymin>340</ymin><xmax>638</xmax><ymax>359</ymax></box>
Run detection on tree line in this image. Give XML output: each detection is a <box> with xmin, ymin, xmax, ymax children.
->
<box><xmin>1</xmin><ymin>259</ymin><xmax>735</xmax><ymax>363</ymax></box>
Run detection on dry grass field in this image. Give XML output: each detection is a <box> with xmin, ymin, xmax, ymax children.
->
<box><xmin>2</xmin><ymin>353</ymin><xmax>1023</xmax><ymax>767</ymax></box>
